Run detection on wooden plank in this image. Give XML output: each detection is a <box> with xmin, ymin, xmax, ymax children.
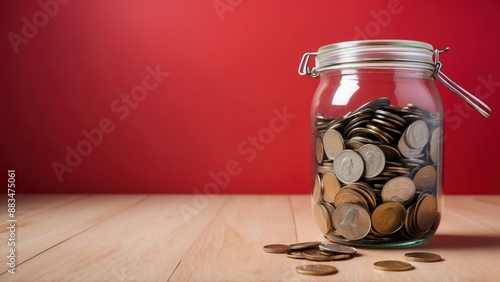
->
<box><xmin>0</xmin><ymin>194</ymin><xmax>227</xmax><ymax>281</ymax></box>
<box><xmin>0</xmin><ymin>194</ymin><xmax>147</xmax><ymax>274</ymax></box>
<box><xmin>5</xmin><ymin>194</ymin><xmax>88</xmax><ymax>219</ymax></box>
<box><xmin>169</xmin><ymin>195</ymin><xmax>299</xmax><ymax>281</ymax></box>
<box><xmin>1</xmin><ymin>195</ymin><xmax>499</xmax><ymax>281</ymax></box>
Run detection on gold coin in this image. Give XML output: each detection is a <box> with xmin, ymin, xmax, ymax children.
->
<box><xmin>286</xmin><ymin>250</ymin><xmax>305</xmax><ymax>259</ymax></box>
<box><xmin>371</xmin><ymin>202</ymin><xmax>406</xmax><ymax>235</ymax></box>
<box><xmin>295</xmin><ymin>264</ymin><xmax>338</xmax><ymax>276</ymax></box>
<box><xmin>415</xmin><ymin>194</ymin><xmax>438</xmax><ymax>233</ymax></box>
<box><xmin>322</xmin><ymin>172</ymin><xmax>341</xmax><ymax>203</ymax></box>
<box><xmin>312</xmin><ymin>173</ymin><xmax>322</xmax><ymax>203</ymax></box>
<box><xmin>404</xmin><ymin>252</ymin><xmax>442</xmax><ymax>262</ymax></box>
<box><xmin>315</xmin><ymin>136</ymin><xmax>325</xmax><ymax>164</ymax></box>
<box><xmin>413</xmin><ymin>165</ymin><xmax>437</xmax><ymax>191</ymax></box>
<box><xmin>373</xmin><ymin>260</ymin><xmax>413</xmax><ymax>271</ymax></box>
<box><xmin>313</xmin><ymin>203</ymin><xmax>332</xmax><ymax>234</ymax></box>
<box><xmin>263</xmin><ymin>244</ymin><xmax>290</xmax><ymax>254</ymax></box>
<box><xmin>289</xmin><ymin>241</ymin><xmax>321</xmax><ymax>251</ymax></box>
<box><xmin>334</xmin><ymin>188</ymin><xmax>369</xmax><ymax>211</ymax></box>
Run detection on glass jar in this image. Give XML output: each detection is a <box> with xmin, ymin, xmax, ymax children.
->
<box><xmin>299</xmin><ymin>40</ymin><xmax>491</xmax><ymax>248</ymax></box>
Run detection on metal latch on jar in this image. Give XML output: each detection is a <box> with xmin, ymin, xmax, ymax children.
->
<box><xmin>298</xmin><ymin>49</ymin><xmax>492</xmax><ymax>118</ymax></box>
<box><xmin>433</xmin><ymin>48</ymin><xmax>492</xmax><ymax>118</ymax></box>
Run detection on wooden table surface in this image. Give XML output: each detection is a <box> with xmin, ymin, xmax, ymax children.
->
<box><xmin>0</xmin><ymin>194</ymin><xmax>499</xmax><ymax>281</ymax></box>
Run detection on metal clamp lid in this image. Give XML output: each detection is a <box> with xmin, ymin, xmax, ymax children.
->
<box><xmin>433</xmin><ymin>48</ymin><xmax>492</xmax><ymax>118</ymax></box>
<box><xmin>298</xmin><ymin>45</ymin><xmax>492</xmax><ymax>118</ymax></box>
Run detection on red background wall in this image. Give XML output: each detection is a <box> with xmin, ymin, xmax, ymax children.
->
<box><xmin>1</xmin><ymin>0</ymin><xmax>499</xmax><ymax>194</ymax></box>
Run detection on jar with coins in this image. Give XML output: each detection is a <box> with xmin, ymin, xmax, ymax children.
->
<box><xmin>298</xmin><ymin>40</ymin><xmax>491</xmax><ymax>248</ymax></box>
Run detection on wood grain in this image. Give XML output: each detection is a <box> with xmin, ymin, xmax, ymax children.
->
<box><xmin>0</xmin><ymin>194</ymin><xmax>499</xmax><ymax>281</ymax></box>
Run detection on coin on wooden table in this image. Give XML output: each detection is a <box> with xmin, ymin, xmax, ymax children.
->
<box><xmin>357</xmin><ymin>144</ymin><xmax>386</xmax><ymax>178</ymax></box>
<box><xmin>405</xmin><ymin>252</ymin><xmax>442</xmax><ymax>262</ymax></box>
<box><xmin>289</xmin><ymin>241</ymin><xmax>321</xmax><ymax>250</ymax></box>
<box><xmin>313</xmin><ymin>203</ymin><xmax>332</xmax><ymax>234</ymax></box>
<box><xmin>373</xmin><ymin>260</ymin><xmax>413</xmax><ymax>271</ymax></box>
<box><xmin>323</xmin><ymin>129</ymin><xmax>344</xmax><ymax>160</ymax></box>
<box><xmin>381</xmin><ymin>176</ymin><xmax>416</xmax><ymax>204</ymax></box>
<box><xmin>371</xmin><ymin>202</ymin><xmax>406</xmax><ymax>235</ymax></box>
<box><xmin>295</xmin><ymin>264</ymin><xmax>338</xmax><ymax>276</ymax></box>
<box><xmin>332</xmin><ymin>203</ymin><xmax>371</xmax><ymax>240</ymax></box>
<box><xmin>303</xmin><ymin>248</ymin><xmax>352</xmax><ymax>261</ymax></box>
<box><xmin>319</xmin><ymin>243</ymin><xmax>357</xmax><ymax>254</ymax></box>
<box><xmin>263</xmin><ymin>244</ymin><xmax>290</xmax><ymax>253</ymax></box>
<box><xmin>405</xmin><ymin>120</ymin><xmax>430</xmax><ymax>149</ymax></box>
<box><xmin>413</xmin><ymin>165</ymin><xmax>437</xmax><ymax>191</ymax></box>
<box><xmin>322</xmin><ymin>172</ymin><xmax>341</xmax><ymax>203</ymax></box>
<box><xmin>333</xmin><ymin>150</ymin><xmax>364</xmax><ymax>184</ymax></box>
<box><xmin>286</xmin><ymin>250</ymin><xmax>305</xmax><ymax>259</ymax></box>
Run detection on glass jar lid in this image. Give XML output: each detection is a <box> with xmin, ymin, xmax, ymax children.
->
<box><xmin>316</xmin><ymin>39</ymin><xmax>434</xmax><ymax>72</ymax></box>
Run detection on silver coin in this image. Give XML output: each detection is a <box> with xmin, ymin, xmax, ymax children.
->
<box><xmin>381</xmin><ymin>176</ymin><xmax>416</xmax><ymax>204</ymax></box>
<box><xmin>322</xmin><ymin>129</ymin><xmax>344</xmax><ymax>160</ymax></box>
<box><xmin>357</xmin><ymin>144</ymin><xmax>385</xmax><ymax>178</ymax></box>
<box><xmin>398</xmin><ymin>135</ymin><xmax>422</xmax><ymax>159</ymax></box>
<box><xmin>319</xmin><ymin>243</ymin><xmax>357</xmax><ymax>254</ymax></box>
<box><xmin>332</xmin><ymin>203</ymin><xmax>371</xmax><ymax>240</ymax></box>
<box><xmin>333</xmin><ymin>150</ymin><xmax>364</xmax><ymax>184</ymax></box>
<box><xmin>405</xmin><ymin>120</ymin><xmax>429</xmax><ymax>149</ymax></box>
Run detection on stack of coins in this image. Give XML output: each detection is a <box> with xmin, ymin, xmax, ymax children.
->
<box><xmin>313</xmin><ymin>98</ymin><xmax>441</xmax><ymax>245</ymax></box>
<box><xmin>263</xmin><ymin>242</ymin><xmax>357</xmax><ymax>261</ymax></box>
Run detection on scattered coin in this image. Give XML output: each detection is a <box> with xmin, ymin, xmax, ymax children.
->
<box><xmin>404</xmin><ymin>252</ymin><xmax>442</xmax><ymax>262</ymax></box>
<box><xmin>286</xmin><ymin>250</ymin><xmax>305</xmax><ymax>259</ymax></box>
<box><xmin>295</xmin><ymin>264</ymin><xmax>338</xmax><ymax>276</ymax></box>
<box><xmin>373</xmin><ymin>260</ymin><xmax>413</xmax><ymax>271</ymax></box>
<box><xmin>303</xmin><ymin>248</ymin><xmax>352</xmax><ymax>261</ymax></box>
<box><xmin>262</xmin><ymin>244</ymin><xmax>290</xmax><ymax>254</ymax></box>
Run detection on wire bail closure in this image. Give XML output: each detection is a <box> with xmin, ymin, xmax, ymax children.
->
<box><xmin>433</xmin><ymin>48</ymin><xmax>492</xmax><ymax>118</ymax></box>
<box><xmin>298</xmin><ymin>52</ymin><xmax>319</xmax><ymax>78</ymax></box>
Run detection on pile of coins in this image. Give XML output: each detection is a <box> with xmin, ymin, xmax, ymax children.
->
<box><xmin>263</xmin><ymin>242</ymin><xmax>442</xmax><ymax>276</ymax></box>
<box><xmin>263</xmin><ymin>241</ymin><xmax>357</xmax><ymax>261</ymax></box>
<box><xmin>313</xmin><ymin>98</ymin><xmax>441</xmax><ymax>245</ymax></box>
